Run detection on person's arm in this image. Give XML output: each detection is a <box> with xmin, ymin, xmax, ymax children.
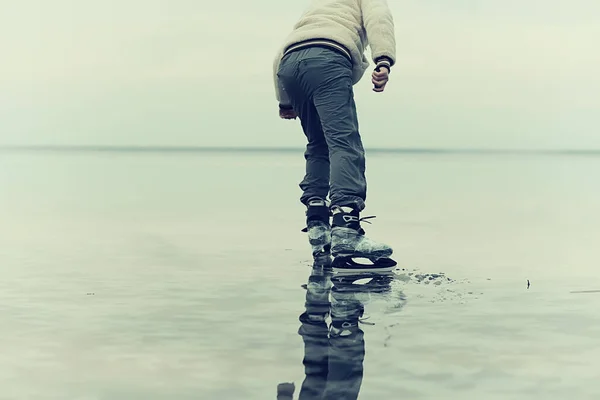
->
<box><xmin>273</xmin><ymin>48</ymin><xmax>297</xmax><ymax>119</ymax></box>
<box><xmin>361</xmin><ymin>0</ymin><xmax>396</xmax><ymax>72</ymax></box>
<box><xmin>273</xmin><ymin>48</ymin><xmax>292</xmax><ymax>107</ymax></box>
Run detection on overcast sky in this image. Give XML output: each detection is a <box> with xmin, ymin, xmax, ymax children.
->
<box><xmin>1</xmin><ymin>0</ymin><xmax>598</xmax><ymax>149</ymax></box>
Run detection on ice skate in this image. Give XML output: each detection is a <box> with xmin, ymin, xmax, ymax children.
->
<box><xmin>330</xmin><ymin>206</ymin><xmax>396</xmax><ymax>273</ymax></box>
<box><xmin>301</xmin><ymin>198</ymin><xmax>332</xmax><ymax>266</ymax></box>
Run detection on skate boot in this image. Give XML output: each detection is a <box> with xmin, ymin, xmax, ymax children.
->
<box><xmin>301</xmin><ymin>198</ymin><xmax>332</xmax><ymax>266</ymax></box>
<box><xmin>330</xmin><ymin>206</ymin><xmax>396</xmax><ymax>273</ymax></box>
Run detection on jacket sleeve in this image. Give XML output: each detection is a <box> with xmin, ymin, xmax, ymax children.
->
<box><xmin>273</xmin><ymin>48</ymin><xmax>292</xmax><ymax>106</ymax></box>
<box><xmin>361</xmin><ymin>0</ymin><xmax>396</xmax><ymax>68</ymax></box>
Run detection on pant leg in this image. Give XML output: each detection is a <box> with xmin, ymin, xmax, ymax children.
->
<box><xmin>298</xmin><ymin>102</ymin><xmax>330</xmax><ymax>205</ymax></box>
<box><xmin>296</xmin><ymin>48</ymin><xmax>367</xmax><ymax>211</ymax></box>
<box><xmin>277</xmin><ymin>51</ymin><xmax>330</xmax><ymax>205</ymax></box>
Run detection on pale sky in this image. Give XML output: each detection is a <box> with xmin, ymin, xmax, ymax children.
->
<box><xmin>1</xmin><ymin>0</ymin><xmax>599</xmax><ymax>149</ymax></box>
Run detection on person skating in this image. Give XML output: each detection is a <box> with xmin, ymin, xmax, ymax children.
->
<box><xmin>274</xmin><ymin>0</ymin><xmax>398</xmax><ymax>270</ymax></box>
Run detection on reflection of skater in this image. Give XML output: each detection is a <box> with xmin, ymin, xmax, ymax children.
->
<box><xmin>273</xmin><ymin>0</ymin><xmax>397</xmax><ymax>271</ymax></box>
<box><xmin>301</xmin><ymin>266</ymin><xmax>367</xmax><ymax>400</ymax></box>
<box><xmin>279</xmin><ymin>266</ymin><xmax>397</xmax><ymax>400</ymax></box>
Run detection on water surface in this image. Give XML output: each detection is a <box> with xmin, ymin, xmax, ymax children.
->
<box><xmin>1</xmin><ymin>150</ymin><xmax>599</xmax><ymax>399</ymax></box>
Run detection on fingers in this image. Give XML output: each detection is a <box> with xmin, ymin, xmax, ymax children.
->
<box><xmin>372</xmin><ymin>77</ymin><xmax>388</xmax><ymax>91</ymax></box>
<box><xmin>372</xmin><ymin>69</ymin><xmax>388</xmax><ymax>79</ymax></box>
<box><xmin>279</xmin><ymin>110</ymin><xmax>297</xmax><ymax>119</ymax></box>
<box><xmin>372</xmin><ymin>69</ymin><xmax>389</xmax><ymax>92</ymax></box>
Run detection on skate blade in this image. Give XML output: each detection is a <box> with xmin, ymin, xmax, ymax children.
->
<box><xmin>332</xmin><ymin>257</ymin><xmax>397</xmax><ymax>274</ymax></box>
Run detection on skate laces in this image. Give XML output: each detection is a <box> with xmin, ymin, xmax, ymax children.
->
<box><xmin>352</xmin><ymin>215</ymin><xmax>376</xmax><ymax>235</ymax></box>
<box><xmin>301</xmin><ymin>213</ymin><xmax>376</xmax><ymax>232</ymax></box>
<box><xmin>341</xmin><ymin>214</ymin><xmax>376</xmax><ymax>223</ymax></box>
<box><xmin>359</xmin><ymin>215</ymin><xmax>376</xmax><ymax>224</ymax></box>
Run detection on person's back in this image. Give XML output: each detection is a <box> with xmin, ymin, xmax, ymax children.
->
<box><xmin>274</xmin><ymin>0</ymin><xmax>398</xmax><ymax>272</ymax></box>
<box><xmin>274</xmin><ymin>0</ymin><xmax>396</xmax><ymax>105</ymax></box>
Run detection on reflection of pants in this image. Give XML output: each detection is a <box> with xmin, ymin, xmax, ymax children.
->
<box><xmin>323</xmin><ymin>328</ymin><xmax>365</xmax><ymax>400</ymax></box>
<box><xmin>277</xmin><ymin>47</ymin><xmax>367</xmax><ymax>211</ymax></box>
<box><xmin>298</xmin><ymin>269</ymin><xmax>365</xmax><ymax>400</ymax></box>
<box><xmin>298</xmin><ymin>314</ymin><xmax>329</xmax><ymax>400</ymax></box>
<box><xmin>324</xmin><ymin>287</ymin><xmax>365</xmax><ymax>400</ymax></box>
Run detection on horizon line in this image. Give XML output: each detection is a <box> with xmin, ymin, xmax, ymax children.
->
<box><xmin>1</xmin><ymin>145</ymin><xmax>599</xmax><ymax>156</ymax></box>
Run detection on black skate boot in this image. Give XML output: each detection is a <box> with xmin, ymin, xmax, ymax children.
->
<box><xmin>330</xmin><ymin>206</ymin><xmax>396</xmax><ymax>273</ymax></box>
<box><xmin>301</xmin><ymin>198</ymin><xmax>332</xmax><ymax>266</ymax></box>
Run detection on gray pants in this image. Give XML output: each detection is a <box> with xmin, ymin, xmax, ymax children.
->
<box><xmin>277</xmin><ymin>47</ymin><xmax>367</xmax><ymax>211</ymax></box>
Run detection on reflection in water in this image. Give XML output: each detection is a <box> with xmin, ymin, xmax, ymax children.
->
<box><xmin>278</xmin><ymin>265</ymin><xmax>405</xmax><ymax>400</ymax></box>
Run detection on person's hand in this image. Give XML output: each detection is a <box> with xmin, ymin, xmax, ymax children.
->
<box><xmin>279</xmin><ymin>107</ymin><xmax>297</xmax><ymax>119</ymax></box>
<box><xmin>372</xmin><ymin>66</ymin><xmax>390</xmax><ymax>92</ymax></box>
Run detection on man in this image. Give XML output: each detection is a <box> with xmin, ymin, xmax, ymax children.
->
<box><xmin>274</xmin><ymin>0</ymin><xmax>397</xmax><ymax>270</ymax></box>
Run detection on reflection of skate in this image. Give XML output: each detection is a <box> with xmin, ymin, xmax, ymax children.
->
<box><xmin>331</xmin><ymin>272</ymin><xmax>395</xmax><ymax>295</ymax></box>
<box><xmin>330</xmin><ymin>272</ymin><xmax>395</xmax><ymax>328</ymax></box>
<box><xmin>301</xmin><ymin>266</ymin><xmax>333</xmax><ymax>323</ymax></box>
<box><xmin>330</xmin><ymin>206</ymin><xmax>396</xmax><ymax>273</ymax></box>
<box><xmin>297</xmin><ymin>266</ymin><xmax>332</xmax><ymax>398</ymax></box>
<box><xmin>302</xmin><ymin>198</ymin><xmax>332</xmax><ymax>266</ymax></box>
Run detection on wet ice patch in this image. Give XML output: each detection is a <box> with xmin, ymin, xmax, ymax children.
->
<box><xmin>394</xmin><ymin>269</ymin><xmax>456</xmax><ymax>285</ymax></box>
<box><xmin>391</xmin><ymin>267</ymin><xmax>480</xmax><ymax>304</ymax></box>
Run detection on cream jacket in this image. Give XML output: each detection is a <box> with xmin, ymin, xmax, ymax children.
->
<box><xmin>273</xmin><ymin>0</ymin><xmax>396</xmax><ymax>105</ymax></box>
